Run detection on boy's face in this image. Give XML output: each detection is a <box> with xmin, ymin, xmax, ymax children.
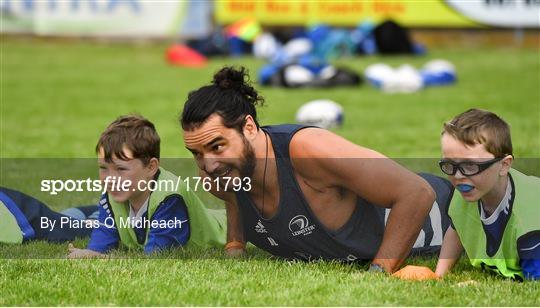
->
<box><xmin>440</xmin><ymin>133</ymin><xmax>511</xmax><ymax>202</ymax></box>
<box><xmin>183</xmin><ymin>114</ymin><xmax>257</xmax><ymax>183</ymax></box>
<box><xmin>97</xmin><ymin>146</ymin><xmax>159</xmax><ymax>203</ymax></box>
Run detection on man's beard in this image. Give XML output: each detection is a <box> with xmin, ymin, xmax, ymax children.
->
<box><xmin>206</xmin><ymin>135</ymin><xmax>256</xmax><ymax>179</ymax></box>
<box><xmin>238</xmin><ymin>135</ymin><xmax>256</xmax><ymax>179</ymax></box>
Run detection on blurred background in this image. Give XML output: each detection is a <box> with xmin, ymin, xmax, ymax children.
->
<box><xmin>1</xmin><ymin>3</ymin><xmax>539</xmax><ymax>302</ymax></box>
<box><xmin>2</xmin><ymin>0</ymin><xmax>539</xmax><ymax>160</ymax></box>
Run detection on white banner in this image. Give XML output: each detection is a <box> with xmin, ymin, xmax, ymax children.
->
<box><xmin>1</xmin><ymin>0</ymin><xmax>185</xmax><ymax>37</ymax></box>
<box><xmin>445</xmin><ymin>0</ymin><xmax>540</xmax><ymax>28</ymax></box>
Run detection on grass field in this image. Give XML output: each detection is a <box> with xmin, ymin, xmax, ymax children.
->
<box><xmin>1</xmin><ymin>37</ymin><xmax>539</xmax><ymax>306</ymax></box>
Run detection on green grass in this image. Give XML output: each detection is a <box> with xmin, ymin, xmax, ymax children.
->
<box><xmin>2</xmin><ymin>39</ymin><xmax>539</xmax><ymax>158</ymax></box>
<box><xmin>1</xmin><ymin>244</ymin><xmax>539</xmax><ymax>306</ymax></box>
<box><xmin>1</xmin><ymin>37</ymin><xmax>539</xmax><ymax>306</ymax></box>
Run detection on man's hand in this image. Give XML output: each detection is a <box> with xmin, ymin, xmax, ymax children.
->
<box><xmin>224</xmin><ymin>200</ymin><xmax>246</xmax><ymax>259</ymax></box>
<box><xmin>225</xmin><ymin>247</ymin><xmax>246</xmax><ymax>258</ymax></box>
<box><xmin>392</xmin><ymin>265</ymin><xmax>439</xmax><ymax>281</ymax></box>
<box><xmin>224</xmin><ymin>240</ymin><xmax>246</xmax><ymax>258</ymax></box>
<box><xmin>67</xmin><ymin>243</ymin><xmax>106</xmax><ymax>259</ymax></box>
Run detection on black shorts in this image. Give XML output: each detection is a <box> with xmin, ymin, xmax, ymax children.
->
<box><xmin>409</xmin><ymin>173</ymin><xmax>454</xmax><ymax>255</ymax></box>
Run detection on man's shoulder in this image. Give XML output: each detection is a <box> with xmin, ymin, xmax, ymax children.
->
<box><xmin>288</xmin><ymin>128</ymin><xmax>350</xmax><ymax>183</ymax></box>
<box><xmin>263</xmin><ymin>123</ymin><xmax>312</xmax><ymax>134</ymax></box>
<box><xmin>289</xmin><ymin>127</ymin><xmax>334</xmax><ymax>158</ymax></box>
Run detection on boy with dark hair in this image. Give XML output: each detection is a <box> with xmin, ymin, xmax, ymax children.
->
<box><xmin>68</xmin><ymin>115</ymin><xmax>226</xmax><ymax>258</ymax></box>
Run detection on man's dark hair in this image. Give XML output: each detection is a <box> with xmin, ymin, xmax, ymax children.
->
<box><xmin>180</xmin><ymin>66</ymin><xmax>265</xmax><ymax>131</ymax></box>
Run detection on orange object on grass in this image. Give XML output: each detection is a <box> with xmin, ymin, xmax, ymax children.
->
<box><xmin>392</xmin><ymin>265</ymin><xmax>439</xmax><ymax>281</ymax></box>
<box><xmin>166</xmin><ymin>44</ymin><xmax>207</xmax><ymax>67</ymax></box>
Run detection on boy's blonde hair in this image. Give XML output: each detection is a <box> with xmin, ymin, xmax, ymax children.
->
<box><xmin>442</xmin><ymin>108</ymin><xmax>513</xmax><ymax>157</ymax></box>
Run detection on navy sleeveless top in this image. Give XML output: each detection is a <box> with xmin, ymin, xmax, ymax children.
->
<box><xmin>234</xmin><ymin>125</ymin><xmax>387</xmax><ymax>262</ymax></box>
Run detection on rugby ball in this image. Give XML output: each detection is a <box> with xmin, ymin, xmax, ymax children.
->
<box><xmin>295</xmin><ymin>99</ymin><xmax>344</xmax><ymax>129</ymax></box>
<box><xmin>386</xmin><ymin>64</ymin><xmax>423</xmax><ymax>93</ymax></box>
<box><xmin>283</xmin><ymin>65</ymin><xmax>315</xmax><ymax>87</ymax></box>
<box><xmin>421</xmin><ymin>59</ymin><xmax>457</xmax><ymax>86</ymax></box>
<box><xmin>365</xmin><ymin>63</ymin><xmax>423</xmax><ymax>93</ymax></box>
<box><xmin>364</xmin><ymin>63</ymin><xmax>394</xmax><ymax>88</ymax></box>
<box><xmin>253</xmin><ymin>32</ymin><xmax>280</xmax><ymax>59</ymax></box>
<box><xmin>423</xmin><ymin>59</ymin><xmax>456</xmax><ymax>74</ymax></box>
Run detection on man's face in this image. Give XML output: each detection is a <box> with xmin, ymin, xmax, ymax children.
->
<box><xmin>183</xmin><ymin>114</ymin><xmax>256</xmax><ymax>181</ymax></box>
<box><xmin>440</xmin><ymin>133</ymin><xmax>504</xmax><ymax>202</ymax></box>
<box><xmin>97</xmin><ymin>146</ymin><xmax>157</xmax><ymax>203</ymax></box>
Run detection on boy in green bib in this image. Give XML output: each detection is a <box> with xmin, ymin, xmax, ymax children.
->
<box><xmin>68</xmin><ymin>115</ymin><xmax>226</xmax><ymax>258</ymax></box>
<box><xmin>394</xmin><ymin>109</ymin><xmax>539</xmax><ymax>281</ymax></box>
<box><xmin>435</xmin><ymin>109</ymin><xmax>539</xmax><ymax>280</ymax></box>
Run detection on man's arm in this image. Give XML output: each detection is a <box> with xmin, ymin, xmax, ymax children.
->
<box><xmin>200</xmin><ymin>170</ymin><xmax>246</xmax><ymax>257</ymax></box>
<box><xmin>290</xmin><ymin>128</ymin><xmax>435</xmax><ymax>273</ymax></box>
<box><xmin>224</xmin><ymin>200</ymin><xmax>246</xmax><ymax>257</ymax></box>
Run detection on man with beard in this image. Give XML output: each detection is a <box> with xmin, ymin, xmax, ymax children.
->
<box><xmin>181</xmin><ymin>66</ymin><xmax>453</xmax><ymax>274</ymax></box>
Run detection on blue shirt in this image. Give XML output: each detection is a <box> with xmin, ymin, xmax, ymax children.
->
<box><xmin>517</xmin><ymin>231</ymin><xmax>540</xmax><ymax>280</ymax></box>
<box><xmin>87</xmin><ymin>194</ymin><xmax>190</xmax><ymax>254</ymax></box>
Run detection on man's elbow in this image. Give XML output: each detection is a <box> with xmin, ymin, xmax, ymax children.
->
<box><xmin>416</xmin><ymin>180</ymin><xmax>436</xmax><ymax>212</ymax></box>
